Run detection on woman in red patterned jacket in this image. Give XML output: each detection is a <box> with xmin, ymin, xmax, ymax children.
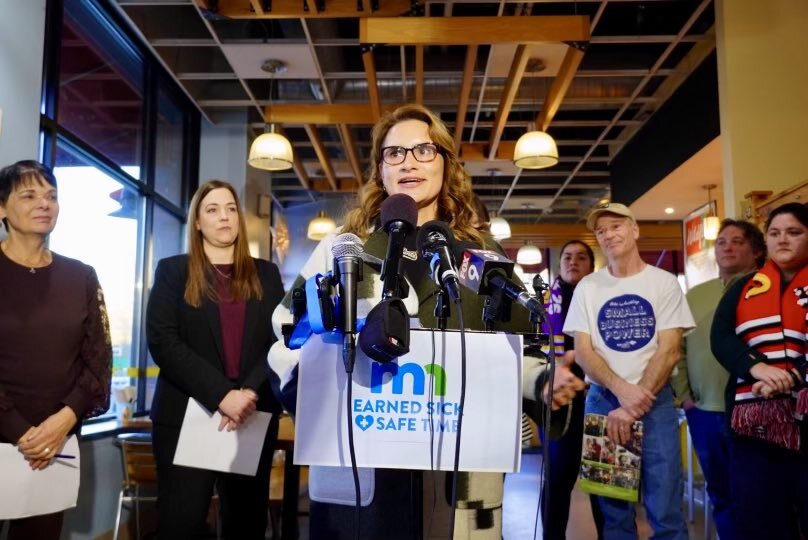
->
<box><xmin>710</xmin><ymin>202</ymin><xmax>808</xmax><ymax>540</ymax></box>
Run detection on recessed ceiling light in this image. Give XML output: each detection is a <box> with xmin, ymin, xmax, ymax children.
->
<box><xmin>664</xmin><ymin>207</ymin><xmax>674</xmax><ymax>215</ymax></box>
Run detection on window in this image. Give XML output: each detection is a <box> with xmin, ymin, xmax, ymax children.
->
<box><xmin>49</xmin><ymin>141</ymin><xmax>144</xmax><ymax>418</ymax></box>
<box><xmin>41</xmin><ymin>0</ymin><xmax>199</xmax><ymax>419</ymax></box>
<box><xmin>57</xmin><ymin>0</ymin><xmax>145</xmax><ymax>177</ymax></box>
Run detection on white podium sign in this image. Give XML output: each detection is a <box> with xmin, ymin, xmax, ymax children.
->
<box><xmin>295</xmin><ymin>329</ymin><xmax>523</xmax><ymax>473</ymax></box>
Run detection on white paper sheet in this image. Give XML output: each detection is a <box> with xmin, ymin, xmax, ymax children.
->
<box><xmin>173</xmin><ymin>399</ymin><xmax>271</xmax><ymax>476</ymax></box>
<box><xmin>0</xmin><ymin>434</ymin><xmax>81</xmax><ymax>519</ymax></box>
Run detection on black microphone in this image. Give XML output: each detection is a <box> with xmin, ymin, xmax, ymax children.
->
<box><xmin>379</xmin><ymin>194</ymin><xmax>418</xmax><ymax>300</ymax></box>
<box><xmin>332</xmin><ymin>233</ymin><xmax>364</xmax><ymax>336</ymax></box>
<box><xmin>457</xmin><ymin>246</ymin><xmax>546</xmax><ymax>320</ymax></box>
<box><xmin>416</xmin><ymin>221</ymin><xmax>461</xmax><ymax>302</ymax></box>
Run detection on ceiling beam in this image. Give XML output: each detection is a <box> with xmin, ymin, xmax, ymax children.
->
<box><xmin>499</xmin><ymin>222</ymin><xmax>682</xmax><ymax>250</ymax></box>
<box><xmin>209</xmin><ymin>0</ymin><xmax>412</xmax><ymax>18</ymax></box>
<box><xmin>264</xmin><ymin>103</ymin><xmax>403</xmax><ymax>124</ymax></box>
<box><xmin>453</xmin><ymin>44</ymin><xmax>478</xmax><ymax>151</ymax></box>
<box><xmin>274</xmin><ymin>125</ymin><xmax>311</xmax><ymax>192</ymax></box>
<box><xmin>303</xmin><ymin>124</ymin><xmax>338</xmax><ymax>191</ymax></box>
<box><xmin>414</xmin><ymin>45</ymin><xmax>424</xmax><ymax>105</ymax></box>
<box><xmin>360</xmin><ymin>16</ymin><xmax>590</xmax><ymax>45</ymax></box>
<box><xmin>487</xmin><ymin>44</ymin><xmax>530</xmax><ymax>160</ymax></box>
<box><xmin>248</xmin><ymin>0</ymin><xmax>264</xmax><ymax>16</ymax></box>
<box><xmin>337</xmin><ymin>124</ymin><xmax>364</xmax><ymax>186</ymax></box>
<box><xmin>362</xmin><ymin>49</ymin><xmax>382</xmax><ymax>122</ymax></box>
<box><xmin>536</xmin><ymin>45</ymin><xmax>585</xmax><ymax>132</ymax></box>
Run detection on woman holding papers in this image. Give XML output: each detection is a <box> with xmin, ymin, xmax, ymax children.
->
<box><xmin>0</xmin><ymin>160</ymin><xmax>112</xmax><ymax>538</ymax></box>
<box><xmin>710</xmin><ymin>202</ymin><xmax>808</xmax><ymax>540</ymax></box>
<box><xmin>268</xmin><ymin>104</ymin><xmax>584</xmax><ymax>540</ymax></box>
<box><xmin>147</xmin><ymin>179</ymin><xmax>284</xmax><ymax>539</ymax></box>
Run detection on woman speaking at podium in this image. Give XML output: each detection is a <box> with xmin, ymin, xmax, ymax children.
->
<box><xmin>269</xmin><ymin>104</ymin><xmax>583</xmax><ymax>539</ymax></box>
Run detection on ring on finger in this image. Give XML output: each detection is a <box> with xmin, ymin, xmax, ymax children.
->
<box><xmin>44</xmin><ymin>447</ymin><xmax>51</xmax><ymax>454</ymax></box>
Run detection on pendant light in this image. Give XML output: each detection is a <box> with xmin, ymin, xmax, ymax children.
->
<box><xmin>248</xmin><ymin>59</ymin><xmax>294</xmax><ymax>171</ymax></box>
<box><xmin>514</xmin><ymin>59</ymin><xmax>558</xmax><ymax>170</ymax></box>
<box><xmin>703</xmin><ymin>184</ymin><xmax>721</xmax><ymax>241</ymax></box>
<box><xmin>489</xmin><ymin>213</ymin><xmax>512</xmax><ymax>240</ymax></box>
<box><xmin>516</xmin><ymin>241</ymin><xmax>542</xmax><ymax>265</ymax></box>
<box><xmin>307</xmin><ymin>209</ymin><xmax>336</xmax><ymax>241</ymax></box>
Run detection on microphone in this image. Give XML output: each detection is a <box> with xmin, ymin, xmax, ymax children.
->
<box><xmin>332</xmin><ymin>233</ymin><xmax>364</xmax><ymax>335</ymax></box>
<box><xmin>416</xmin><ymin>221</ymin><xmax>461</xmax><ymax>302</ymax></box>
<box><xmin>379</xmin><ymin>194</ymin><xmax>418</xmax><ymax>300</ymax></box>
<box><xmin>456</xmin><ymin>246</ymin><xmax>547</xmax><ymax>321</ymax></box>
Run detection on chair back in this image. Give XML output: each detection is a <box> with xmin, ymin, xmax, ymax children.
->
<box><xmin>117</xmin><ymin>434</ymin><xmax>157</xmax><ymax>487</ymax></box>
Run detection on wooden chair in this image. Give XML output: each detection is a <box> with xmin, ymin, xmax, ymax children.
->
<box><xmin>113</xmin><ymin>432</ymin><xmax>157</xmax><ymax>540</ymax></box>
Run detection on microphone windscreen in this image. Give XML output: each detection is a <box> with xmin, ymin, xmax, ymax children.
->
<box><xmin>358</xmin><ymin>298</ymin><xmax>411</xmax><ymax>362</ymax></box>
<box><xmin>380</xmin><ymin>194</ymin><xmax>418</xmax><ymax>232</ymax></box>
<box><xmin>416</xmin><ymin>220</ymin><xmax>455</xmax><ymax>251</ymax></box>
<box><xmin>332</xmin><ymin>232</ymin><xmax>364</xmax><ymax>259</ymax></box>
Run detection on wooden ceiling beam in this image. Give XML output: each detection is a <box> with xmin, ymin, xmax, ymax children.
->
<box><xmin>536</xmin><ymin>45</ymin><xmax>585</xmax><ymax>132</ymax></box>
<box><xmin>304</xmin><ymin>124</ymin><xmax>338</xmax><ymax>191</ymax></box>
<box><xmin>360</xmin><ymin>16</ymin><xmax>590</xmax><ymax>45</ymax></box>
<box><xmin>487</xmin><ymin>44</ymin><xmax>530</xmax><ymax>160</ymax></box>
<box><xmin>453</xmin><ymin>44</ymin><xmax>477</xmax><ymax>151</ymax></box>
<box><xmin>414</xmin><ymin>45</ymin><xmax>424</xmax><ymax>105</ymax></box>
<box><xmin>311</xmin><ymin>178</ymin><xmax>361</xmax><ymax>192</ymax></box>
<box><xmin>274</xmin><ymin>125</ymin><xmax>310</xmax><ymax>191</ymax></box>
<box><xmin>247</xmin><ymin>0</ymin><xmax>264</xmax><ymax>16</ymax></box>
<box><xmin>210</xmin><ymin>0</ymin><xmax>412</xmax><ymax>19</ymax></box>
<box><xmin>362</xmin><ymin>49</ymin><xmax>382</xmax><ymax>122</ymax></box>
<box><xmin>337</xmin><ymin>124</ymin><xmax>364</xmax><ymax>186</ymax></box>
<box><xmin>264</xmin><ymin>103</ymin><xmax>404</xmax><ymax>124</ymax></box>
<box><xmin>499</xmin><ymin>222</ymin><xmax>682</xmax><ymax>250</ymax></box>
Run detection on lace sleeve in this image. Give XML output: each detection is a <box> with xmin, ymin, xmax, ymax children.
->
<box><xmin>62</xmin><ymin>267</ymin><xmax>113</xmax><ymax>419</ymax></box>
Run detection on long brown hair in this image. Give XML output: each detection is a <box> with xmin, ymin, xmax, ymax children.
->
<box><xmin>342</xmin><ymin>104</ymin><xmax>485</xmax><ymax>246</ymax></box>
<box><xmin>184</xmin><ymin>179</ymin><xmax>262</xmax><ymax>307</ymax></box>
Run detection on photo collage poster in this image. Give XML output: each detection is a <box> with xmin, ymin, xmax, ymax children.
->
<box><xmin>578</xmin><ymin>413</ymin><xmax>643</xmax><ymax>502</ymax></box>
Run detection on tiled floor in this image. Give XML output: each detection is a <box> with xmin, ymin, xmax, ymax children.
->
<box><xmin>503</xmin><ymin>453</ymin><xmax>713</xmax><ymax>540</ymax></box>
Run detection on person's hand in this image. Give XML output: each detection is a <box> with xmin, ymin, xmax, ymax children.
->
<box><xmin>681</xmin><ymin>399</ymin><xmax>696</xmax><ymax>411</ymax></box>
<box><xmin>606</xmin><ymin>407</ymin><xmax>636</xmax><ymax>446</ymax></box>
<box><xmin>560</xmin><ymin>350</ymin><xmax>576</xmax><ymax>368</ymax></box>
<box><xmin>749</xmin><ymin>363</ymin><xmax>798</xmax><ymax>395</ymax></box>
<box><xmin>17</xmin><ymin>406</ymin><xmax>77</xmax><ymax>467</ymax></box>
<box><xmin>614</xmin><ymin>381</ymin><xmax>655</xmax><ymax>418</ymax></box>
<box><xmin>217</xmin><ymin>389</ymin><xmax>257</xmax><ymax>428</ymax></box>
<box><xmin>542</xmin><ymin>364</ymin><xmax>587</xmax><ymax>410</ymax></box>
<box><xmin>217</xmin><ymin>414</ymin><xmax>240</xmax><ymax>432</ymax></box>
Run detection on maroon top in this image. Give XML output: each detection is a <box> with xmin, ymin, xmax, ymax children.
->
<box><xmin>0</xmin><ymin>248</ymin><xmax>112</xmax><ymax>443</ymax></box>
<box><xmin>214</xmin><ymin>265</ymin><xmax>246</xmax><ymax>380</ymax></box>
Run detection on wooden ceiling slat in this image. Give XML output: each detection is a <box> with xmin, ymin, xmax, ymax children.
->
<box><xmin>362</xmin><ymin>50</ymin><xmax>382</xmax><ymax>122</ymax></box>
<box><xmin>500</xmin><ymin>223</ymin><xmax>682</xmax><ymax>250</ymax></box>
<box><xmin>360</xmin><ymin>16</ymin><xmax>591</xmax><ymax>45</ymax></box>
<box><xmin>337</xmin><ymin>124</ymin><xmax>364</xmax><ymax>186</ymax></box>
<box><xmin>487</xmin><ymin>44</ymin><xmax>530</xmax><ymax>160</ymax></box>
<box><xmin>247</xmin><ymin>0</ymin><xmax>264</xmax><ymax>16</ymax></box>
<box><xmin>453</xmin><ymin>44</ymin><xmax>478</xmax><ymax>151</ymax></box>
<box><xmin>303</xmin><ymin>124</ymin><xmax>338</xmax><ymax>191</ymax></box>
<box><xmin>536</xmin><ymin>45</ymin><xmax>585</xmax><ymax>132</ymax></box>
<box><xmin>414</xmin><ymin>45</ymin><xmax>424</xmax><ymax>105</ymax></box>
<box><xmin>274</xmin><ymin>125</ymin><xmax>310</xmax><ymax>191</ymax></box>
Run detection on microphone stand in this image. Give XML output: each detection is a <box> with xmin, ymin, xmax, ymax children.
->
<box><xmin>434</xmin><ymin>289</ymin><xmax>450</xmax><ymax>330</ymax></box>
<box><xmin>482</xmin><ymin>287</ymin><xmax>511</xmax><ymax>331</ymax></box>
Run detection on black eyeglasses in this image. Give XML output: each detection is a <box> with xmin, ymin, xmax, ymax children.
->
<box><xmin>380</xmin><ymin>143</ymin><xmax>442</xmax><ymax>166</ymax></box>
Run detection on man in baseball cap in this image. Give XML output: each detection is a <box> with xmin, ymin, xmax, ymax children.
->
<box><xmin>564</xmin><ymin>201</ymin><xmax>694</xmax><ymax>539</ymax></box>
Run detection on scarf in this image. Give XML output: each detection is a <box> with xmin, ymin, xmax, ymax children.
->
<box><xmin>732</xmin><ymin>260</ymin><xmax>808</xmax><ymax>451</ymax></box>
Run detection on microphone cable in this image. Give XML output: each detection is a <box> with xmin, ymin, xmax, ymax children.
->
<box><xmin>447</xmin><ymin>302</ymin><xmax>466</xmax><ymax>540</ymax></box>
<box><xmin>344</xmin><ymin>337</ymin><xmax>362</xmax><ymax>540</ymax></box>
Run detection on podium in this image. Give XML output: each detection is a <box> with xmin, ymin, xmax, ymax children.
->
<box><xmin>294</xmin><ymin>329</ymin><xmax>524</xmax><ymax>473</ymax></box>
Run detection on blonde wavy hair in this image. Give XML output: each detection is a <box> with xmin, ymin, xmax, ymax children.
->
<box><xmin>342</xmin><ymin>104</ymin><xmax>486</xmax><ymax>246</ymax></box>
<box><xmin>184</xmin><ymin>179</ymin><xmax>262</xmax><ymax>307</ymax></box>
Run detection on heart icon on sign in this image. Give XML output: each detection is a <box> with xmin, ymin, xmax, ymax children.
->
<box><xmin>355</xmin><ymin>414</ymin><xmax>374</xmax><ymax>431</ymax></box>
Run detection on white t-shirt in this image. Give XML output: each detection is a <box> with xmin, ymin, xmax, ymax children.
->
<box><xmin>562</xmin><ymin>264</ymin><xmax>695</xmax><ymax>385</ymax></box>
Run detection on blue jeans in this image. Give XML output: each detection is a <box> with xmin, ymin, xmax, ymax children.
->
<box><xmin>586</xmin><ymin>384</ymin><xmax>687</xmax><ymax>540</ymax></box>
<box><xmin>684</xmin><ymin>407</ymin><xmax>734</xmax><ymax>540</ymax></box>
